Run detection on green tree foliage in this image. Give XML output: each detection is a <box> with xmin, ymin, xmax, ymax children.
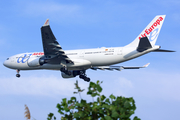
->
<box><xmin>47</xmin><ymin>80</ymin><xmax>140</xmax><ymax>120</ymax></box>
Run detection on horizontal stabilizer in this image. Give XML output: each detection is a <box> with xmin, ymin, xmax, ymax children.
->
<box><xmin>152</xmin><ymin>49</ymin><xmax>175</xmax><ymax>52</ymax></box>
<box><xmin>137</xmin><ymin>37</ymin><xmax>152</xmax><ymax>52</ymax></box>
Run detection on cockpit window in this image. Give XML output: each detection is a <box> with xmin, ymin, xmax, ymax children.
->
<box><xmin>6</xmin><ymin>58</ymin><xmax>9</xmax><ymax>60</ymax></box>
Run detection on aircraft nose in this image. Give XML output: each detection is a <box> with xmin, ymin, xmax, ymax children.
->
<box><xmin>3</xmin><ymin>60</ymin><xmax>9</xmax><ymax>67</ymax></box>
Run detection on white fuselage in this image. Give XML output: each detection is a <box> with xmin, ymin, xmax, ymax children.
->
<box><xmin>3</xmin><ymin>45</ymin><xmax>160</xmax><ymax>71</ymax></box>
<box><xmin>2</xmin><ymin>15</ymin><xmax>168</xmax><ymax>80</ymax></box>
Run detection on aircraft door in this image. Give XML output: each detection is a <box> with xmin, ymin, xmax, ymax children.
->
<box><xmin>79</xmin><ymin>51</ymin><xmax>84</xmax><ymax>57</ymax></box>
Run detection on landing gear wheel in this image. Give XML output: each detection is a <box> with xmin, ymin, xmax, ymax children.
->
<box><xmin>85</xmin><ymin>77</ymin><xmax>90</xmax><ymax>82</ymax></box>
<box><xmin>79</xmin><ymin>75</ymin><xmax>90</xmax><ymax>82</ymax></box>
<box><xmin>16</xmin><ymin>74</ymin><xmax>20</xmax><ymax>78</ymax></box>
<box><xmin>79</xmin><ymin>75</ymin><xmax>84</xmax><ymax>79</ymax></box>
<box><xmin>16</xmin><ymin>69</ymin><xmax>20</xmax><ymax>78</ymax></box>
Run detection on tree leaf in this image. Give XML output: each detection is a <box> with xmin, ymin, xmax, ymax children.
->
<box><xmin>81</xmin><ymin>99</ymin><xmax>87</xmax><ymax>105</ymax></box>
<box><xmin>48</xmin><ymin>113</ymin><xmax>54</xmax><ymax>118</ymax></box>
<box><xmin>87</xmin><ymin>91</ymin><xmax>92</xmax><ymax>95</ymax></box>
<box><xmin>101</xmin><ymin>95</ymin><xmax>106</xmax><ymax>101</ymax></box>
<box><xmin>124</xmin><ymin>101</ymin><xmax>130</xmax><ymax>108</ymax></box>
<box><xmin>112</xmin><ymin>110</ymin><xmax>119</xmax><ymax>118</ymax></box>
<box><xmin>74</xmin><ymin>112</ymin><xmax>79</xmax><ymax>118</ymax></box>
<box><xmin>105</xmin><ymin>98</ymin><xmax>110</xmax><ymax>104</ymax></box>
<box><xmin>97</xmin><ymin>85</ymin><xmax>102</xmax><ymax>93</ymax></box>
<box><xmin>71</xmin><ymin>97</ymin><xmax>76</xmax><ymax>102</ymax></box>
<box><xmin>92</xmin><ymin>93</ymin><xmax>99</xmax><ymax>97</ymax></box>
<box><xmin>109</xmin><ymin>94</ymin><xmax>116</xmax><ymax>100</ymax></box>
<box><xmin>97</xmin><ymin>80</ymin><xmax>100</xmax><ymax>84</ymax></box>
<box><xmin>133</xmin><ymin>116</ymin><xmax>141</xmax><ymax>120</ymax></box>
<box><xmin>49</xmin><ymin>80</ymin><xmax>140</xmax><ymax>120</ymax></box>
<box><xmin>105</xmin><ymin>116</ymin><xmax>112</xmax><ymax>120</ymax></box>
<box><xmin>97</xmin><ymin>97</ymin><xmax>100</xmax><ymax>103</ymax></box>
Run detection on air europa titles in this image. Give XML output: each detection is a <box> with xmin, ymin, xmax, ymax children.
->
<box><xmin>32</xmin><ymin>52</ymin><xmax>44</xmax><ymax>55</ymax></box>
<box><xmin>139</xmin><ymin>17</ymin><xmax>164</xmax><ymax>39</ymax></box>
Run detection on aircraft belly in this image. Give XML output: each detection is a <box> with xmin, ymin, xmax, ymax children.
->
<box><xmin>66</xmin><ymin>59</ymin><xmax>91</xmax><ymax>70</ymax></box>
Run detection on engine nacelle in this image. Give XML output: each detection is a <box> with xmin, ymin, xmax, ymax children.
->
<box><xmin>27</xmin><ymin>57</ymin><xmax>46</xmax><ymax>67</ymax></box>
<box><xmin>61</xmin><ymin>70</ymin><xmax>81</xmax><ymax>78</ymax></box>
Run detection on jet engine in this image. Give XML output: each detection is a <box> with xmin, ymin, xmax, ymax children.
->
<box><xmin>61</xmin><ymin>70</ymin><xmax>81</xmax><ymax>78</ymax></box>
<box><xmin>27</xmin><ymin>57</ymin><xmax>46</xmax><ymax>67</ymax></box>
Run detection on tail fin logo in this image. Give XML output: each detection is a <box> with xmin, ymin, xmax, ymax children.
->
<box><xmin>138</xmin><ymin>17</ymin><xmax>164</xmax><ymax>40</ymax></box>
<box><xmin>149</xmin><ymin>28</ymin><xmax>159</xmax><ymax>41</ymax></box>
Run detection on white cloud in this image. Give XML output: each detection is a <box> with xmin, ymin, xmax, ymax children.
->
<box><xmin>127</xmin><ymin>70</ymin><xmax>180</xmax><ymax>101</ymax></box>
<box><xmin>90</xmin><ymin>69</ymin><xmax>180</xmax><ymax>101</ymax></box>
<box><xmin>117</xmin><ymin>77</ymin><xmax>133</xmax><ymax>88</ymax></box>
<box><xmin>94</xmin><ymin>75</ymin><xmax>135</xmax><ymax>97</ymax></box>
<box><xmin>1</xmin><ymin>66</ymin><xmax>179</xmax><ymax>102</ymax></box>
<box><xmin>0</xmin><ymin>75</ymin><xmax>88</xmax><ymax>97</ymax></box>
<box><xmin>109</xmin><ymin>77</ymin><xmax>133</xmax><ymax>96</ymax></box>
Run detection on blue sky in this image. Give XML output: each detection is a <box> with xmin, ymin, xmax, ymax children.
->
<box><xmin>0</xmin><ymin>0</ymin><xmax>180</xmax><ymax>119</ymax></box>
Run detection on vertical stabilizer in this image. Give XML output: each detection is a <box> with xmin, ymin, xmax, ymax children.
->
<box><xmin>126</xmin><ymin>15</ymin><xmax>166</xmax><ymax>47</ymax></box>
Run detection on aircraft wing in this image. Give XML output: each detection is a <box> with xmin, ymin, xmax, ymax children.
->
<box><xmin>41</xmin><ymin>19</ymin><xmax>73</xmax><ymax>64</ymax></box>
<box><xmin>91</xmin><ymin>63</ymin><xmax>150</xmax><ymax>71</ymax></box>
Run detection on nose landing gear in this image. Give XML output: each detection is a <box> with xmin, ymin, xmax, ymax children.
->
<box><xmin>16</xmin><ymin>69</ymin><xmax>20</xmax><ymax>78</ymax></box>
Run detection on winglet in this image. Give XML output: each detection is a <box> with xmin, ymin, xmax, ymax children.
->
<box><xmin>143</xmin><ymin>63</ymin><xmax>150</xmax><ymax>68</ymax></box>
<box><xmin>43</xmin><ymin>19</ymin><xmax>49</xmax><ymax>26</ymax></box>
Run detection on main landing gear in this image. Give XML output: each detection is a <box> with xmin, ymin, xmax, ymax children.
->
<box><xmin>16</xmin><ymin>69</ymin><xmax>20</xmax><ymax>78</ymax></box>
<box><xmin>79</xmin><ymin>75</ymin><xmax>90</xmax><ymax>82</ymax></box>
<box><xmin>79</xmin><ymin>71</ymin><xmax>90</xmax><ymax>82</ymax></box>
<box><xmin>60</xmin><ymin>67</ymin><xmax>91</xmax><ymax>82</ymax></box>
<box><xmin>60</xmin><ymin>67</ymin><xmax>71</xmax><ymax>76</ymax></box>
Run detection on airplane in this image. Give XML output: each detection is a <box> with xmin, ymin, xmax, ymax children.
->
<box><xmin>3</xmin><ymin>15</ymin><xmax>174</xmax><ymax>82</ymax></box>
